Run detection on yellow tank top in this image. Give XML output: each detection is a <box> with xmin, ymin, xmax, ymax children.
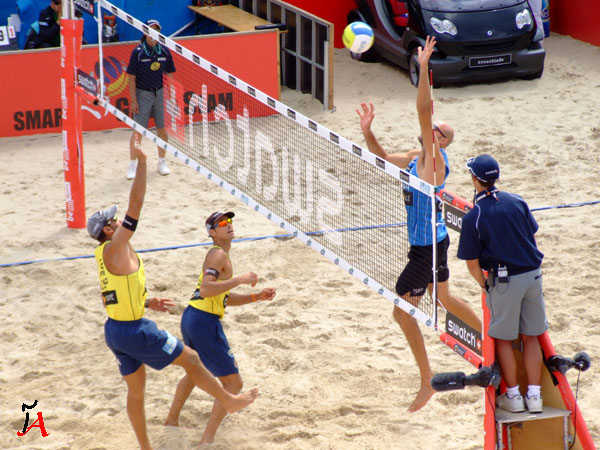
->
<box><xmin>189</xmin><ymin>246</ymin><xmax>230</xmax><ymax>319</ymax></box>
<box><xmin>95</xmin><ymin>241</ymin><xmax>147</xmax><ymax>321</ymax></box>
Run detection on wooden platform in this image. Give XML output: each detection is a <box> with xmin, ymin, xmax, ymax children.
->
<box><xmin>188</xmin><ymin>4</ymin><xmax>272</xmax><ymax>32</ymax></box>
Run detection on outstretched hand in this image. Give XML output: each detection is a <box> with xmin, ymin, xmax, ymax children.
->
<box><xmin>132</xmin><ymin>135</ymin><xmax>146</xmax><ymax>162</ymax></box>
<box><xmin>356</xmin><ymin>102</ymin><xmax>375</xmax><ymax>133</ymax></box>
<box><xmin>417</xmin><ymin>35</ymin><xmax>436</xmax><ymax>68</ymax></box>
<box><xmin>147</xmin><ymin>297</ymin><xmax>176</xmax><ymax>312</ymax></box>
<box><xmin>255</xmin><ymin>288</ymin><xmax>277</xmax><ymax>302</ymax></box>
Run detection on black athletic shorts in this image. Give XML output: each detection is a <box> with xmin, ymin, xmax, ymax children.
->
<box><xmin>395</xmin><ymin>234</ymin><xmax>450</xmax><ymax>298</ymax></box>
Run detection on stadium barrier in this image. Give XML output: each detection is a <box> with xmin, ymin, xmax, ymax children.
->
<box><xmin>0</xmin><ymin>31</ymin><xmax>279</xmax><ymax>138</ymax></box>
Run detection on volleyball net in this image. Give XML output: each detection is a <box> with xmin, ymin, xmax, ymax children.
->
<box><xmin>88</xmin><ymin>0</ymin><xmax>440</xmax><ymax>327</ymax></box>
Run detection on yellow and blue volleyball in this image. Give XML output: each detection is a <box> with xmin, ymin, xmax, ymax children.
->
<box><xmin>342</xmin><ymin>22</ymin><xmax>374</xmax><ymax>54</ymax></box>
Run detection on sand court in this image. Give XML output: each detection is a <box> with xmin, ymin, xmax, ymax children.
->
<box><xmin>0</xmin><ymin>34</ymin><xmax>599</xmax><ymax>449</ymax></box>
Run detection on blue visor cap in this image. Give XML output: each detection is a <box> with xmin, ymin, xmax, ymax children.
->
<box><xmin>466</xmin><ymin>154</ymin><xmax>500</xmax><ymax>182</ymax></box>
<box><xmin>145</xmin><ymin>19</ymin><xmax>161</xmax><ymax>30</ymax></box>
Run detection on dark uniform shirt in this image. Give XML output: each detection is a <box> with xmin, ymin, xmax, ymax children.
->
<box><xmin>126</xmin><ymin>41</ymin><xmax>175</xmax><ymax>91</ymax></box>
<box><xmin>36</xmin><ymin>5</ymin><xmax>61</xmax><ymax>48</ymax></box>
<box><xmin>457</xmin><ymin>188</ymin><xmax>543</xmax><ymax>274</ymax></box>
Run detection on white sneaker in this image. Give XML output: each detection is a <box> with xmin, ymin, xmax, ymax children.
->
<box><xmin>126</xmin><ymin>160</ymin><xmax>137</xmax><ymax>180</ymax></box>
<box><xmin>526</xmin><ymin>394</ymin><xmax>543</xmax><ymax>413</ymax></box>
<box><xmin>157</xmin><ymin>159</ymin><xmax>170</xmax><ymax>176</ymax></box>
<box><xmin>496</xmin><ymin>393</ymin><xmax>525</xmax><ymax>413</ymax></box>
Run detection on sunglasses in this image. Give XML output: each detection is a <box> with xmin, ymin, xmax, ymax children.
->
<box><xmin>106</xmin><ymin>216</ymin><xmax>117</xmax><ymax>226</ymax></box>
<box><xmin>211</xmin><ymin>217</ymin><xmax>232</xmax><ymax>229</ymax></box>
<box><xmin>433</xmin><ymin>123</ymin><xmax>446</xmax><ymax>139</ymax></box>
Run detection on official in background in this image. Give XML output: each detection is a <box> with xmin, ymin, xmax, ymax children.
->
<box><xmin>126</xmin><ymin>19</ymin><xmax>175</xmax><ymax>179</ymax></box>
<box><xmin>31</xmin><ymin>0</ymin><xmax>62</xmax><ymax>48</ymax></box>
<box><xmin>457</xmin><ymin>154</ymin><xmax>547</xmax><ymax>414</ymax></box>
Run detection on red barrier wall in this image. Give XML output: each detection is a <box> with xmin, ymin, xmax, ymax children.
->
<box><xmin>283</xmin><ymin>0</ymin><xmax>355</xmax><ymax>48</ymax></box>
<box><xmin>550</xmin><ymin>0</ymin><xmax>600</xmax><ymax>47</ymax></box>
<box><xmin>0</xmin><ymin>32</ymin><xmax>279</xmax><ymax>138</ymax></box>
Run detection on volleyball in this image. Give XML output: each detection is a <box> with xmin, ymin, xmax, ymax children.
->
<box><xmin>342</xmin><ymin>22</ymin><xmax>374</xmax><ymax>54</ymax></box>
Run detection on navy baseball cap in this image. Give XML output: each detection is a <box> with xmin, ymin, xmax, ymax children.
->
<box><xmin>466</xmin><ymin>155</ymin><xmax>500</xmax><ymax>183</ymax></box>
<box><xmin>145</xmin><ymin>19</ymin><xmax>161</xmax><ymax>30</ymax></box>
<box><xmin>205</xmin><ymin>211</ymin><xmax>235</xmax><ymax>235</ymax></box>
<box><xmin>87</xmin><ymin>205</ymin><xmax>118</xmax><ymax>240</ymax></box>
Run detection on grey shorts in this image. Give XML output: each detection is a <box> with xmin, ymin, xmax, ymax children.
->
<box><xmin>133</xmin><ymin>88</ymin><xmax>165</xmax><ymax>129</ymax></box>
<box><xmin>486</xmin><ymin>268</ymin><xmax>548</xmax><ymax>340</ymax></box>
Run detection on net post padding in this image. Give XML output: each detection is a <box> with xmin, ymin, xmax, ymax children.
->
<box><xmin>95</xmin><ymin>0</ymin><xmax>439</xmax><ymax>329</ymax></box>
<box><xmin>61</xmin><ymin>17</ymin><xmax>86</xmax><ymax>228</ymax></box>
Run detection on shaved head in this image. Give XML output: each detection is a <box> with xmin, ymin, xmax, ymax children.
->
<box><xmin>435</xmin><ymin>121</ymin><xmax>454</xmax><ymax>146</ymax></box>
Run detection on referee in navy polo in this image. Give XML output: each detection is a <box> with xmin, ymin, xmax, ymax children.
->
<box><xmin>457</xmin><ymin>154</ymin><xmax>548</xmax><ymax>414</ymax></box>
<box><xmin>126</xmin><ymin>19</ymin><xmax>175</xmax><ymax>179</ymax></box>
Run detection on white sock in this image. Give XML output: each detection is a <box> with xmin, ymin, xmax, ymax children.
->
<box><xmin>527</xmin><ymin>385</ymin><xmax>541</xmax><ymax>398</ymax></box>
<box><xmin>158</xmin><ymin>157</ymin><xmax>166</xmax><ymax>163</ymax></box>
<box><xmin>506</xmin><ymin>385</ymin><xmax>521</xmax><ymax>398</ymax></box>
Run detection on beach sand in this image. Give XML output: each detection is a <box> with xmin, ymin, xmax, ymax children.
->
<box><xmin>1</xmin><ymin>34</ymin><xmax>598</xmax><ymax>449</ymax></box>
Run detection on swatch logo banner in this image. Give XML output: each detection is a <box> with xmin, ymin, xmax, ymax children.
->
<box><xmin>73</xmin><ymin>0</ymin><xmax>95</xmax><ymax>15</ymax></box>
<box><xmin>76</xmin><ymin>69</ymin><xmax>98</xmax><ymax>96</ymax></box>
<box><xmin>446</xmin><ymin>311</ymin><xmax>482</xmax><ymax>356</ymax></box>
<box><xmin>443</xmin><ymin>202</ymin><xmax>466</xmax><ymax>232</ymax></box>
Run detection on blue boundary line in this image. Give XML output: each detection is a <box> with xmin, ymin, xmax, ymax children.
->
<box><xmin>0</xmin><ymin>222</ymin><xmax>407</xmax><ymax>268</ymax></box>
<box><xmin>2</xmin><ymin>199</ymin><xmax>599</xmax><ymax>269</ymax></box>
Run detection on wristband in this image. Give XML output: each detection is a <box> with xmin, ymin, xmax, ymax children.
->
<box><xmin>145</xmin><ymin>298</ymin><xmax>149</xmax><ymax>308</ymax></box>
<box><xmin>251</xmin><ymin>293</ymin><xmax>256</xmax><ymax>302</ymax></box>
<box><xmin>122</xmin><ymin>214</ymin><xmax>138</xmax><ymax>232</ymax></box>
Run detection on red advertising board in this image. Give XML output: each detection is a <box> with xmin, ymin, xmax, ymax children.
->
<box><xmin>0</xmin><ymin>31</ymin><xmax>279</xmax><ymax>138</ymax></box>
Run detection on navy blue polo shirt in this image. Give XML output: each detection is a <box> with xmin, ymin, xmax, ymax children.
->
<box><xmin>126</xmin><ymin>42</ymin><xmax>175</xmax><ymax>91</ymax></box>
<box><xmin>457</xmin><ymin>189</ymin><xmax>543</xmax><ymax>273</ymax></box>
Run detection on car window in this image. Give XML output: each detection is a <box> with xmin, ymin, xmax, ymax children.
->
<box><xmin>418</xmin><ymin>0</ymin><xmax>525</xmax><ymax>12</ymax></box>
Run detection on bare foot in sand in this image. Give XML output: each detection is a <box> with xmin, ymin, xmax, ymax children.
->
<box><xmin>164</xmin><ymin>417</ymin><xmax>178</xmax><ymax>427</ymax></box>
<box><xmin>222</xmin><ymin>388</ymin><xmax>259</xmax><ymax>414</ymax></box>
<box><xmin>408</xmin><ymin>383</ymin><xmax>435</xmax><ymax>412</ymax></box>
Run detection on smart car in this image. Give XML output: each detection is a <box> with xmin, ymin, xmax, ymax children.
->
<box><xmin>347</xmin><ymin>0</ymin><xmax>545</xmax><ymax>86</ymax></box>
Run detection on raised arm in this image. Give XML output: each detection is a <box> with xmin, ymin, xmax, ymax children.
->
<box><xmin>103</xmin><ymin>139</ymin><xmax>147</xmax><ymax>272</ymax></box>
<box><xmin>356</xmin><ymin>102</ymin><xmax>420</xmax><ymax>169</ymax></box>
<box><xmin>416</xmin><ymin>36</ymin><xmax>446</xmax><ymax>186</ymax></box>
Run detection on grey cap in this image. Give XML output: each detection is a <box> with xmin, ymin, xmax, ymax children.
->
<box><xmin>205</xmin><ymin>211</ymin><xmax>235</xmax><ymax>235</ymax></box>
<box><xmin>87</xmin><ymin>205</ymin><xmax>118</xmax><ymax>240</ymax></box>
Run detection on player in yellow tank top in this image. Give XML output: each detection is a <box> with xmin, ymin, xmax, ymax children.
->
<box><xmin>188</xmin><ymin>245</ymin><xmax>230</xmax><ymax>319</ymax></box>
<box><xmin>95</xmin><ymin>240</ymin><xmax>148</xmax><ymax>321</ymax></box>
<box><xmin>165</xmin><ymin>211</ymin><xmax>277</xmax><ymax>445</ymax></box>
<box><xmin>87</xmin><ymin>143</ymin><xmax>258</xmax><ymax>449</ymax></box>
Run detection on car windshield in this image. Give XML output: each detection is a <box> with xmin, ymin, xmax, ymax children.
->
<box><xmin>418</xmin><ymin>0</ymin><xmax>524</xmax><ymax>12</ymax></box>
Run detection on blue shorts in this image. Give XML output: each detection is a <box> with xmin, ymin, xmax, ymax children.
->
<box><xmin>181</xmin><ymin>306</ymin><xmax>238</xmax><ymax>377</ymax></box>
<box><xmin>105</xmin><ymin>318</ymin><xmax>184</xmax><ymax>376</ymax></box>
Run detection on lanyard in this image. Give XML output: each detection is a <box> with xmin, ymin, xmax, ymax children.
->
<box><xmin>142</xmin><ymin>41</ymin><xmax>162</xmax><ymax>57</ymax></box>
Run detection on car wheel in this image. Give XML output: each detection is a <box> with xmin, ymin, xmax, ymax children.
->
<box><xmin>408</xmin><ymin>48</ymin><xmax>440</xmax><ymax>87</ymax></box>
<box><xmin>408</xmin><ymin>49</ymin><xmax>419</xmax><ymax>87</ymax></box>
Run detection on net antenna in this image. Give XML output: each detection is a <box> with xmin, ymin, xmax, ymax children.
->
<box><xmin>429</xmin><ymin>68</ymin><xmax>438</xmax><ymax>329</ymax></box>
<box><xmin>91</xmin><ymin>0</ymin><xmax>440</xmax><ymax>330</ymax></box>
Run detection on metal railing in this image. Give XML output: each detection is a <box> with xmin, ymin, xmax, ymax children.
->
<box><xmin>230</xmin><ymin>0</ymin><xmax>334</xmax><ymax>109</ymax></box>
